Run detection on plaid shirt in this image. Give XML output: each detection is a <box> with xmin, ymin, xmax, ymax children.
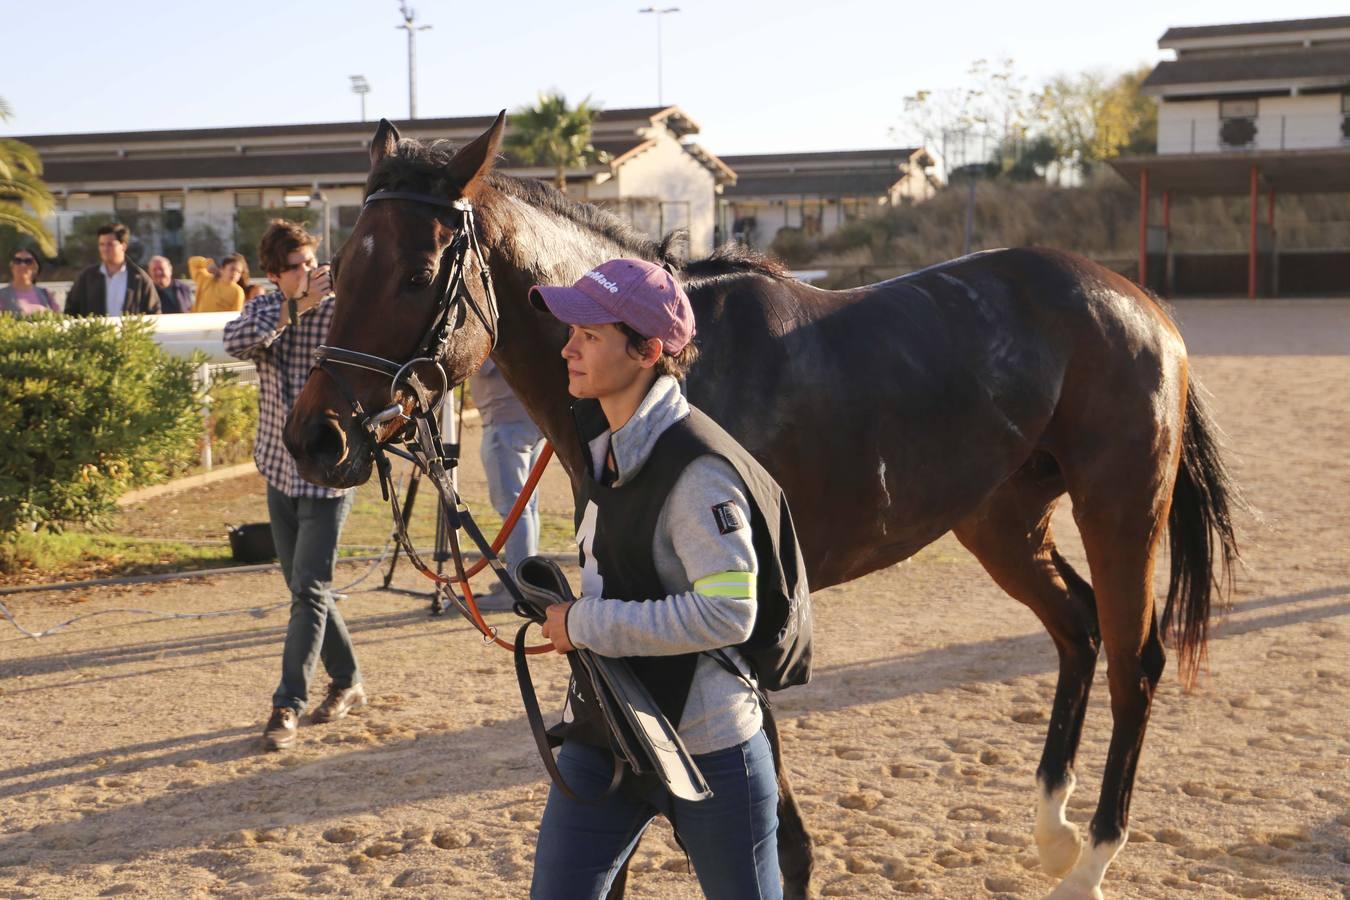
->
<box><xmin>223</xmin><ymin>290</ymin><xmax>351</xmax><ymax>499</ymax></box>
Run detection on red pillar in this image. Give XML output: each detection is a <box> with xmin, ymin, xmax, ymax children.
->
<box><xmin>1138</xmin><ymin>167</ymin><xmax>1149</xmax><ymax>288</ymax></box>
<box><xmin>1248</xmin><ymin>165</ymin><xmax>1259</xmax><ymax>300</ymax></box>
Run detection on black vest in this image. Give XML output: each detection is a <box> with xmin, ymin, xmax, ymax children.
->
<box><xmin>563</xmin><ymin>397</ymin><xmax>809</xmax><ymax>747</ymax></box>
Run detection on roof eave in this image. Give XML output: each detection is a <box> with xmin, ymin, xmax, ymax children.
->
<box><xmin>1143</xmin><ymin>74</ymin><xmax>1350</xmax><ymax>97</ymax></box>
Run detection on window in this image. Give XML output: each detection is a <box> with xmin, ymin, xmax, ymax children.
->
<box><xmin>160</xmin><ymin>194</ymin><xmax>184</xmax><ymax>212</ymax></box>
<box><xmin>114</xmin><ymin>194</ymin><xmax>140</xmax><ymax>213</ymax></box>
<box><xmin>235</xmin><ymin>191</ymin><xmax>262</xmax><ymax>208</ymax></box>
<box><xmin>1343</xmin><ymin>94</ymin><xmax>1350</xmax><ymax>142</ymax></box>
<box><xmin>283</xmin><ymin>191</ymin><xmax>311</xmax><ymax>208</ymax></box>
<box><xmin>1219</xmin><ymin>99</ymin><xmax>1258</xmax><ymax>119</ymax></box>
<box><xmin>1219</xmin><ymin>98</ymin><xmax>1258</xmax><ymax>149</ymax></box>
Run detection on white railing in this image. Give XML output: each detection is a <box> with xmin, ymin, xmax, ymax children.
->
<box><xmin>1160</xmin><ymin>112</ymin><xmax>1350</xmax><ymax>154</ymax></box>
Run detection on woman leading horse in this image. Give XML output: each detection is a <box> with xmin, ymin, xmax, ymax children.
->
<box><xmin>283</xmin><ymin>115</ymin><xmax>1238</xmax><ymax>900</ymax></box>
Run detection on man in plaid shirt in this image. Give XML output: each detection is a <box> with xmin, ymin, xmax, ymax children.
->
<box><xmin>224</xmin><ymin>220</ymin><xmax>366</xmax><ymax>751</ymax></box>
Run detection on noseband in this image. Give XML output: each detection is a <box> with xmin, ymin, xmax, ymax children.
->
<box><xmin>313</xmin><ymin>189</ymin><xmax>499</xmax><ymax>431</ymax></box>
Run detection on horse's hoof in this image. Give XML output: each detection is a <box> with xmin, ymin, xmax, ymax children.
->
<box><xmin>1036</xmin><ymin>823</ymin><xmax>1083</xmax><ymax>877</ymax></box>
<box><xmin>1044</xmin><ymin>878</ymin><xmax>1103</xmax><ymax>900</ymax></box>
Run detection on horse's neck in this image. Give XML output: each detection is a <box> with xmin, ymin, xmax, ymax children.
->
<box><xmin>484</xmin><ymin>195</ymin><xmax>635</xmax><ymax>490</ymax></box>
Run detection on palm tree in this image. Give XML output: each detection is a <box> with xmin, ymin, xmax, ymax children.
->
<box><xmin>0</xmin><ymin>96</ymin><xmax>56</xmax><ymax>256</ymax></box>
<box><xmin>504</xmin><ymin>92</ymin><xmax>610</xmax><ymax>193</ymax></box>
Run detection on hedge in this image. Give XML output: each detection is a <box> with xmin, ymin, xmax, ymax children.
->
<box><xmin>0</xmin><ymin>315</ymin><xmax>203</xmax><ymax>534</ymax></box>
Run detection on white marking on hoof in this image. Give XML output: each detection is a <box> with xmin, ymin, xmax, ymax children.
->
<box><xmin>361</xmin><ymin>234</ymin><xmax>376</xmax><ymax>257</ymax></box>
<box><xmin>1045</xmin><ymin>833</ymin><xmax>1126</xmax><ymax>900</ymax></box>
<box><xmin>1035</xmin><ymin>773</ymin><xmax>1082</xmax><ymax>877</ymax></box>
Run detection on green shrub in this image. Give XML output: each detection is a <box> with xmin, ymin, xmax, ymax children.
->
<box><xmin>207</xmin><ymin>371</ymin><xmax>258</xmax><ymax>467</ymax></box>
<box><xmin>0</xmin><ymin>315</ymin><xmax>202</xmax><ymax>534</ymax></box>
<box><xmin>767</xmin><ymin>227</ymin><xmax>816</xmax><ymax>266</ymax></box>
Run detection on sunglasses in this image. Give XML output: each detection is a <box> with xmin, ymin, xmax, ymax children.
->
<box><xmin>11</xmin><ymin>257</ymin><xmax>36</xmax><ymax>265</ymax></box>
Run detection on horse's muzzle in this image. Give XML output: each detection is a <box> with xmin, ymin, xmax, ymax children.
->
<box><xmin>285</xmin><ymin>411</ymin><xmax>369</xmax><ymax>488</ymax></box>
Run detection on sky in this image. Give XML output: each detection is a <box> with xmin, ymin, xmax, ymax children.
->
<box><xmin>3</xmin><ymin>0</ymin><xmax>1348</xmax><ymax>155</ymax></box>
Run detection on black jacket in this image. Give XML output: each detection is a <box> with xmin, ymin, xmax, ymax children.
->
<box><xmin>65</xmin><ymin>261</ymin><xmax>161</xmax><ymax>316</ymax></box>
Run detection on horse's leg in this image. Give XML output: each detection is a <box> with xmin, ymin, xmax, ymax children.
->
<box><xmin>763</xmin><ymin>704</ymin><xmax>813</xmax><ymax>900</ymax></box>
<box><xmin>1044</xmin><ymin>448</ymin><xmax>1173</xmax><ymax>899</ymax></box>
<box><xmin>953</xmin><ymin>466</ymin><xmax>1100</xmax><ymax>877</ymax></box>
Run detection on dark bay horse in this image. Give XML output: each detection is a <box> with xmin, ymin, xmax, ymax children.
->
<box><xmin>284</xmin><ymin>116</ymin><xmax>1238</xmax><ymax>900</ymax></box>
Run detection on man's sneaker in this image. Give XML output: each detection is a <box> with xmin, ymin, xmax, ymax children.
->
<box><xmin>311</xmin><ymin>683</ymin><xmax>368</xmax><ymax>723</ymax></box>
<box><xmin>473</xmin><ymin>585</ymin><xmax>518</xmax><ymax>613</ymax></box>
<box><xmin>262</xmin><ymin>707</ymin><xmax>299</xmax><ymax>751</ymax></box>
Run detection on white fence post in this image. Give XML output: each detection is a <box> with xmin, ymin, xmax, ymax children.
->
<box><xmin>197</xmin><ymin>362</ymin><xmax>213</xmax><ymax>472</ymax></box>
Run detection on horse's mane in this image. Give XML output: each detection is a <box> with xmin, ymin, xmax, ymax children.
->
<box><xmin>368</xmin><ymin>137</ymin><xmax>790</xmax><ymax>287</ymax></box>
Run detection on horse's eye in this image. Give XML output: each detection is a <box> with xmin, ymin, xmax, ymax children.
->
<box><xmin>408</xmin><ymin>269</ymin><xmax>434</xmax><ymax>288</ymax></box>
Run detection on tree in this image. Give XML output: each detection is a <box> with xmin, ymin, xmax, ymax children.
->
<box><xmin>0</xmin><ymin>96</ymin><xmax>57</xmax><ymax>256</ymax></box>
<box><xmin>1035</xmin><ymin>66</ymin><xmax>1156</xmax><ymax>174</ymax></box>
<box><xmin>504</xmin><ymin>92</ymin><xmax>609</xmax><ymax>193</ymax></box>
<box><xmin>893</xmin><ymin>59</ymin><xmax>1038</xmax><ymax>173</ymax></box>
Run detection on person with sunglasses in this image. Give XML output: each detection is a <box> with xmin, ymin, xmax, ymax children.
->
<box><xmin>1</xmin><ymin>251</ymin><xmax>60</xmax><ymax>315</ymax></box>
<box><xmin>223</xmin><ymin>219</ymin><xmax>363</xmax><ymax>752</ymax></box>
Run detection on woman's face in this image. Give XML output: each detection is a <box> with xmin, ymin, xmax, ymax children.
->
<box><xmin>560</xmin><ymin>323</ymin><xmax>657</xmax><ymax>400</ymax></box>
<box><xmin>10</xmin><ymin>252</ymin><xmax>38</xmax><ymax>284</ymax></box>
<box><xmin>220</xmin><ymin>260</ymin><xmax>244</xmax><ymax>284</ymax></box>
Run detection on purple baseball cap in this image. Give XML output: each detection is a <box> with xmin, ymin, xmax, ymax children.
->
<box><xmin>529</xmin><ymin>258</ymin><xmax>696</xmax><ymax>354</ymax></box>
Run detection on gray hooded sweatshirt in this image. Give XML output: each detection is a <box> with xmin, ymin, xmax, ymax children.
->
<box><xmin>566</xmin><ymin>375</ymin><xmax>763</xmax><ymax>756</ymax></box>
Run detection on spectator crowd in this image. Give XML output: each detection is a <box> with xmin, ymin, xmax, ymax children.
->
<box><xmin>2</xmin><ymin>221</ymin><xmax>264</xmax><ymax>316</ymax></box>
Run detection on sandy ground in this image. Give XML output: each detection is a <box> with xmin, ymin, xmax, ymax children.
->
<box><xmin>1</xmin><ymin>300</ymin><xmax>1347</xmax><ymax>899</ymax></box>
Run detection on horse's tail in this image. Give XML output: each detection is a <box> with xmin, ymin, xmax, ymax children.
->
<box><xmin>1164</xmin><ymin>377</ymin><xmax>1241</xmax><ymax>688</ymax></box>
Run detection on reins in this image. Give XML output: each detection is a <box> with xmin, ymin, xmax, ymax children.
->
<box><xmin>312</xmin><ymin>188</ymin><xmax>555</xmax><ymax>654</ymax></box>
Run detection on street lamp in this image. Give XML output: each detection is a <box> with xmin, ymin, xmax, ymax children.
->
<box><xmin>396</xmin><ymin>2</ymin><xmax>432</xmax><ymax>119</ymax></box>
<box><xmin>350</xmin><ymin>75</ymin><xmax>371</xmax><ymax>122</ymax></box>
<box><xmin>638</xmin><ymin>7</ymin><xmax>680</xmax><ymax>106</ymax></box>
<box><xmin>310</xmin><ymin>187</ymin><xmax>331</xmax><ymax>256</ymax></box>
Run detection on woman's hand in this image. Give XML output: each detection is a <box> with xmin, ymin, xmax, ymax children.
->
<box><xmin>541</xmin><ymin>601</ymin><xmax>575</xmax><ymax>653</ymax></box>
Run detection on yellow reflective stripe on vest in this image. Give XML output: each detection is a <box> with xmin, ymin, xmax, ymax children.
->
<box><xmin>693</xmin><ymin>570</ymin><xmax>757</xmax><ymax>600</ymax></box>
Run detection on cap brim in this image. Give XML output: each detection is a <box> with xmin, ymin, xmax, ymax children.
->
<box><xmin>528</xmin><ymin>285</ymin><xmax>620</xmax><ymax>326</ymax></box>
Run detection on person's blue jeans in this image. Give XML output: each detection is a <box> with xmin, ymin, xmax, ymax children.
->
<box><xmin>480</xmin><ymin>419</ymin><xmax>545</xmax><ymax>566</ymax></box>
<box><xmin>531</xmin><ymin>730</ymin><xmax>781</xmax><ymax>900</ymax></box>
<box><xmin>267</xmin><ymin>486</ymin><xmax>358</xmax><ymax>713</ymax></box>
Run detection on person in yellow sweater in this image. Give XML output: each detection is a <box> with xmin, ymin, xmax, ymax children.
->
<box><xmin>188</xmin><ymin>253</ymin><xmax>247</xmax><ymax>313</ymax></box>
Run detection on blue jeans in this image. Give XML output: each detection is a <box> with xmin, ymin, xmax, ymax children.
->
<box><xmin>267</xmin><ymin>486</ymin><xmax>358</xmax><ymax>713</ymax></box>
<box><xmin>531</xmin><ymin>730</ymin><xmax>781</xmax><ymax>900</ymax></box>
<box><xmin>480</xmin><ymin>419</ymin><xmax>544</xmax><ymax>566</ymax></box>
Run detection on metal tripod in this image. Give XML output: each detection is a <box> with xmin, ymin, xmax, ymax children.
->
<box><xmin>380</xmin><ymin>388</ymin><xmax>462</xmax><ymax>614</ymax></box>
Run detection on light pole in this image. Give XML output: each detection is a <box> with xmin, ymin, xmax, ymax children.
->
<box><xmin>310</xmin><ymin>187</ymin><xmax>331</xmax><ymax>256</ymax></box>
<box><xmin>638</xmin><ymin>6</ymin><xmax>680</xmax><ymax>106</ymax></box>
<box><xmin>396</xmin><ymin>2</ymin><xmax>432</xmax><ymax>119</ymax></box>
<box><xmin>350</xmin><ymin>75</ymin><xmax>370</xmax><ymax>122</ymax></box>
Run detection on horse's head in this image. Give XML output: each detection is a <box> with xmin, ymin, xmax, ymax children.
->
<box><xmin>284</xmin><ymin>113</ymin><xmax>506</xmax><ymax>488</ymax></box>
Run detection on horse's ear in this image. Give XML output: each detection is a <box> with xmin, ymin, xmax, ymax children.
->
<box><xmin>447</xmin><ymin>110</ymin><xmax>506</xmax><ymax>193</ymax></box>
<box><xmin>370</xmin><ymin>119</ymin><xmax>400</xmax><ymax>168</ymax></box>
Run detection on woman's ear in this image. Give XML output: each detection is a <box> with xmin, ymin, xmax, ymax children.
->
<box><xmin>641</xmin><ymin>338</ymin><xmax>663</xmax><ymax>367</ymax></box>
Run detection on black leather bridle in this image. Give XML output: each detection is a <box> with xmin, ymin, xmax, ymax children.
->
<box><xmin>312</xmin><ymin>189</ymin><xmax>500</xmax><ymax>435</ymax></box>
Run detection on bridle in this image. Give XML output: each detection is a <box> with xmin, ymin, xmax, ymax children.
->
<box><xmin>313</xmin><ymin>189</ymin><xmax>500</xmax><ymax>435</ymax></box>
<box><xmin>306</xmin><ymin>188</ymin><xmax>557</xmax><ymax>655</ymax></box>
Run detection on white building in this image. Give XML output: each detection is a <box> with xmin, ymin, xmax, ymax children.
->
<box><xmin>1111</xmin><ymin>15</ymin><xmax>1350</xmax><ymax>297</ymax></box>
<box><xmin>18</xmin><ymin>105</ymin><xmax>734</xmax><ymax>264</ymax></box>
<box><xmin>714</xmin><ymin>148</ymin><xmax>940</xmax><ymax>249</ymax></box>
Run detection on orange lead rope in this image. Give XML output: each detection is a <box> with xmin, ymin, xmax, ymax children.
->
<box><xmin>462</xmin><ymin>441</ymin><xmax>555</xmax><ymax>580</ymax></box>
<box><xmin>379</xmin><ymin>438</ymin><xmax>559</xmax><ymax>655</ymax></box>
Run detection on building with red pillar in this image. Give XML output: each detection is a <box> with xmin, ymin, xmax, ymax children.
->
<box><xmin>1109</xmin><ymin>15</ymin><xmax>1350</xmax><ymax>297</ymax></box>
